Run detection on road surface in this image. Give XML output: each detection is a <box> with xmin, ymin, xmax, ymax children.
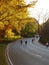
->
<box><xmin>7</xmin><ymin>38</ymin><xmax>49</xmax><ymax>65</ymax></box>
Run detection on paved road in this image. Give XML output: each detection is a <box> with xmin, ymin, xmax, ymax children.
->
<box><xmin>7</xmin><ymin>38</ymin><xmax>49</xmax><ymax>65</ymax></box>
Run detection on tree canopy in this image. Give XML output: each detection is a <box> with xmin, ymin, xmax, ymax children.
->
<box><xmin>39</xmin><ymin>19</ymin><xmax>49</xmax><ymax>44</ymax></box>
<box><xmin>0</xmin><ymin>0</ymin><xmax>38</xmax><ymax>41</ymax></box>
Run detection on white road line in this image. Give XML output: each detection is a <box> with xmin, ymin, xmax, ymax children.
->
<box><xmin>6</xmin><ymin>45</ymin><xmax>13</xmax><ymax>65</ymax></box>
<box><xmin>36</xmin><ymin>54</ymin><xmax>42</xmax><ymax>58</ymax></box>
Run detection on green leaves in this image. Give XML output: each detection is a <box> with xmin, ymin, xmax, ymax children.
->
<box><xmin>21</xmin><ymin>20</ymin><xmax>38</xmax><ymax>37</ymax></box>
<box><xmin>39</xmin><ymin>19</ymin><xmax>49</xmax><ymax>44</ymax></box>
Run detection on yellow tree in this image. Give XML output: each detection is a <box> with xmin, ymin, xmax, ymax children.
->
<box><xmin>0</xmin><ymin>0</ymin><xmax>37</xmax><ymax>39</ymax></box>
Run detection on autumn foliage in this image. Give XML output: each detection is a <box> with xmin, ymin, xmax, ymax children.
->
<box><xmin>0</xmin><ymin>0</ymin><xmax>38</xmax><ymax>42</ymax></box>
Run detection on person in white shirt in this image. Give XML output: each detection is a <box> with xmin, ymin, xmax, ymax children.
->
<box><xmin>46</xmin><ymin>42</ymin><xmax>49</xmax><ymax>47</ymax></box>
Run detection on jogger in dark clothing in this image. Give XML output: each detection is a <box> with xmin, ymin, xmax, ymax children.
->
<box><xmin>25</xmin><ymin>41</ymin><xmax>27</xmax><ymax>45</ymax></box>
<box><xmin>20</xmin><ymin>40</ymin><xmax>22</xmax><ymax>45</ymax></box>
<box><xmin>32</xmin><ymin>39</ymin><xmax>33</xmax><ymax>43</ymax></box>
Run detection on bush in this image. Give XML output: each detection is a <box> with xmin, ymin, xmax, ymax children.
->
<box><xmin>39</xmin><ymin>37</ymin><xmax>48</xmax><ymax>45</ymax></box>
<box><xmin>4</xmin><ymin>35</ymin><xmax>21</xmax><ymax>41</ymax></box>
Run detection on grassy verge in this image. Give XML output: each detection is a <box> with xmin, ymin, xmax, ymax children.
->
<box><xmin>0</xmin><ymin>43</ymin><xmax>8</xmax><ymax>65</ymax></box>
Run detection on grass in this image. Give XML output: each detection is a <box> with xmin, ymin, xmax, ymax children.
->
<box><xmin>0</xmin><ymin>43</ymin><xmax>8</xmax><ymax>65</ymax></box>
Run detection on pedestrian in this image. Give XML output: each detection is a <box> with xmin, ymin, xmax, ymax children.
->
<box><xmin>25</xmin><ymin>41</ymin><xmax>27</xmax><ymax>45</ymax></box>
<box><xmin>32</xmin><ymin>39</ymin><xmax>33</xmax><ymax>43</ymax></box>
<box><xmin>20</xmin><ymin>40</ymin><xmax>22</xmax><ymax>45</ymax></box>
<box><xmin>46</xmin><ymin>42</ymin><xmax>49</xmax><ymax>47</ymax></box>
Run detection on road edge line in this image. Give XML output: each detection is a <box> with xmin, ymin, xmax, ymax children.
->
<box><xmin>5</xmin><ymin>45</ymin><xmax>13</xmax><ymax>65</ymax></box>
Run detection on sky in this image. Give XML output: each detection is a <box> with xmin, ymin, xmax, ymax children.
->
<box><xmin>25</xmin><ymin>0</ymin><xmax>49</xmax><ymax>24</ymax></box>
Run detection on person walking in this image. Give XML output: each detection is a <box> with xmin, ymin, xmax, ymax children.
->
<box><xmin>46</xmin><ymin>42</ymin><xmax>49</xmax><ymax>47</ymax></box>
<box><xmin>25</xmin><ymin>41</ymin><xmax>27</xmax><ymax>45</ymax></box>
<box><xmin>32</xmin><ymin>39</ymin><xmax>33</xmax><ymax>43</ymax></box>
<box><xmin>20</xmin><ymin>40</ymin><xmax>22</xmax><ymax>45</ymax></box>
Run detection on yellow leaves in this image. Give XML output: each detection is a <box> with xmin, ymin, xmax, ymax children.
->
<box><xmin>5</xmin><ymin>29</ymin><xmax>15</xmax><ymax>38</ymax></box>
<box><xmin>0</xmin><ymin>1</ymin><xmax>4</xmax><ymax>6</ymax></box>
<box><xmin>10</xmin><ymin>0</ymin><xmax>25</xmax><ymax>6</ymax></box>
<box><xmin>0</xmin><ymin>0</ymin><xmax>12</xmax><ymax>4</ymax></box>
<box><xmin>0</xmin><ymin>0</ymin><xmax>38</xmax><ymax>39</ymax></box>
<box><xmin>0</xmin><ymin>22</ymin><xmax>4</xmax><ymax>30</ymax></box>
<box><xmin>11</xmin><ymin>21</ymin><xmax>19</xmax><ymax>31</ymax></box>
<box><xmin>9</xmin><ymin>0</ymin><xmax>18</xmax><ymax>6</ymax></box>
<box><xmin>3</xmin><ymin>21</ymin><xmax>9</xmax><ymax>25</ymax></box>
<box><xmin>0</xmin><ymin>12</ymin><xmax>7</xmax><ymax>19</ymax></box>
<box><xmin>0</xmin><ymin>0</ymin><xmax>37</xmax><ymax>23</ymax></box>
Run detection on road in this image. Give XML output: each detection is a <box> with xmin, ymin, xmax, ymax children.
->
<box><xmin>7</xmin><ymin>37</ymin><xmax>49</xmax><ymax>65</ymax></box>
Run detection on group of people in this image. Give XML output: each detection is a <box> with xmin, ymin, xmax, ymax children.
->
<box><xmin>20</xmin><ymin>40</ymin><xmax>27</xmax><ymax>45</ymax></box>
<box><xmin>20</xmin><ymin>39</ymin><xmax>34</xmax><ymax>45</ymax></box>
<box><xmin>20</xmin><ymin>39</ymin><xmax>49</xmax><ymax>48</ymax></box>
